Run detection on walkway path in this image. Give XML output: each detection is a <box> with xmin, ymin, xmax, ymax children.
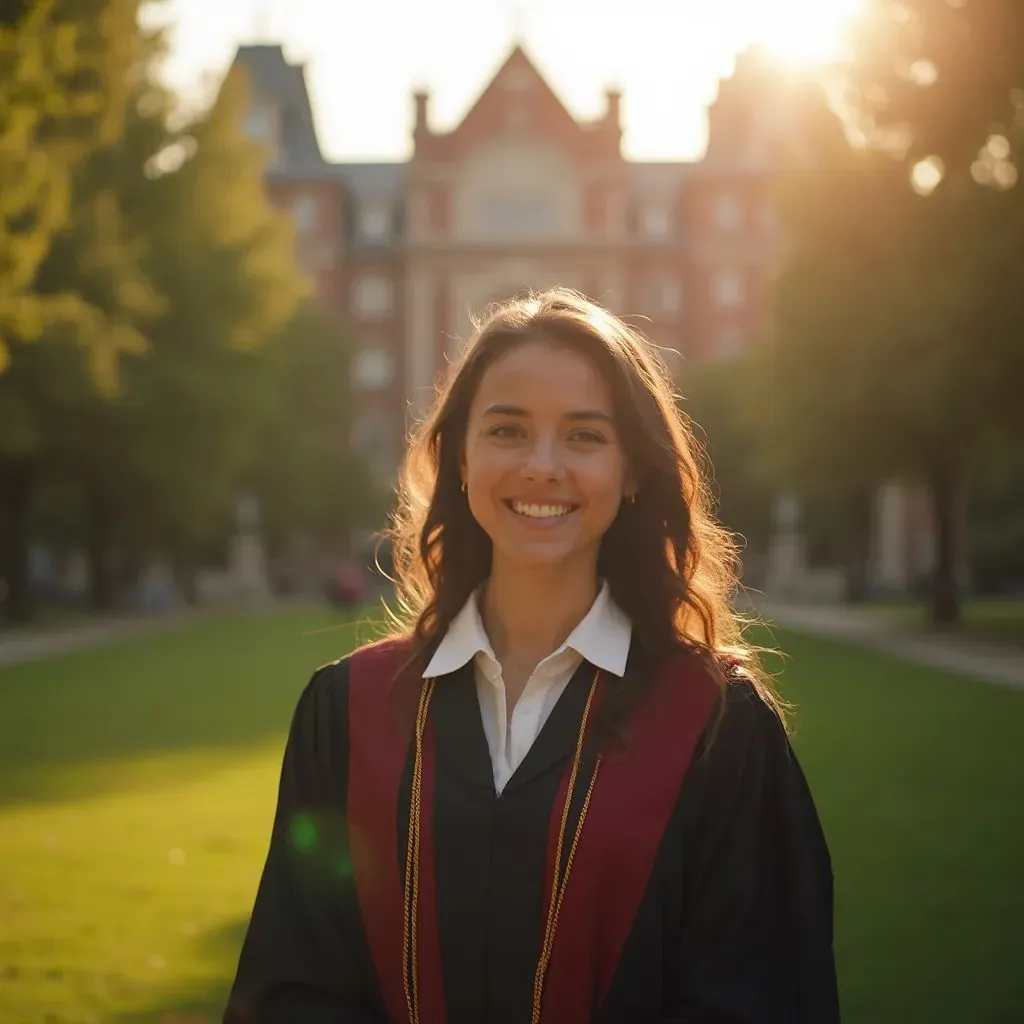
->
<box><xmin>752</xmin><ymin>598</ymin><xmax>1024</xmax><ymax>692</ymax></box>
<box><xmin>4</xmin><ymin>597</ymin><xmax>1024</xmax><ymax>693</ymax></box>
<box><xmin>0</xmin><ymin>611</ymin><xmax>202</xmax><ymax>668</ymax></box>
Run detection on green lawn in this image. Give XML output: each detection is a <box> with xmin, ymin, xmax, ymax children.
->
<box><xmin>863</xmin><ymin>597</ymin><xmax>1024</xmax><ymax>647</ymax></box>
<box><xmin>1</xmin><ymin>607</ymin><xmax>1022</xmax><ymax>1023</ymax></box>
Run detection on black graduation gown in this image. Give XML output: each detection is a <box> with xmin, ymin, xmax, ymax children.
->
<box><xmin>224</xmin><ymin>644</ymin><xmax>840</xmax><ymax>1024</ymax></box>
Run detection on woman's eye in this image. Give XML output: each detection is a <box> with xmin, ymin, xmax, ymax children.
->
<box><xmin>489</xmin><ymin>424</ymin><xmax>523</xmax><ymax>438</ymax></box>
<box><xmin>570</xmin><ymin>429</ymin><xmax>606</xmax><ymax>444</ymax></box>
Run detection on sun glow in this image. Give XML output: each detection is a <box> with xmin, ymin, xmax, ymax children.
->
<box><xmin>738</xmin><ymin>0</ymin><xmax>866</xmax><ymax>68</ymax></box>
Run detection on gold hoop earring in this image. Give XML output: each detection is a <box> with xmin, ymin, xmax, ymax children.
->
<box><xmin>461</xmin><ymin>480</ymin><xmax>467</xmax><ymax>493</ymax></box>
<box><xmin>627</xmin><ymin>492</ymin><xmax>636</xmax><ymax>505</ymax></box>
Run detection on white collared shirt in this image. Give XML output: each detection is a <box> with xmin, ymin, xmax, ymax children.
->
<box><xmin>422</xmin><ymin>581</ymin><xmax>633</xmax><ymax>794</ymax></box>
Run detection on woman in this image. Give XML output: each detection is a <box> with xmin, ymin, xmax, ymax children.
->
<box><xmin>225</xmin><ymin>289</ymin><xmax>840</xmax><ymax>1023</ymax></box>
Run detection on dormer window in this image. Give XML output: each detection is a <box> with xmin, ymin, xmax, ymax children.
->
<box><xmin>243</xmin><ymin>104</ymin><xmax>281</xmax><ymax>168</ymax></box>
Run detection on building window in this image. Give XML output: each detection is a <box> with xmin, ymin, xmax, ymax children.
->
<box><xmin>243</xmin><ymin>106</ymin><xmax>276</xmax><ymax>143</ymax></box>
<box><xmin>292</xmin><ymin>195</ymin><xmax>318</xmax><ymax>235</ymax></box>
<box><xmin>714</xmin><ymin>270</ymin><xmax>744</xmax><ymax>309</ymax></box>
<box><xmin>715</xmin><ymin>193</ymin><xmax>741</xmax><ymax>231</ymax></box>
<box><xmin>483</xmin><ymin>194</ymin><xmax>553</xmax><ymax>235</ymax></box>
<box><xmin>640</xmin><ymin>204</ymin><xmax>671</xmax><ymax>239</ymax></box>
<box><xmin>353</xmin><ymin>277</ymin><xmax>394</xmax><ymax>318</ymax></box>
<box><xmin>645</xmin><ymin>279</ymin><xmax>682</xmax><ymax>315</ymax></box>
<box><xmin>352</xmin><ymin>345</ymin><xmax>395</xmax><ymax>390</ymax></box>
<box><xmin>351</xmin><ymin>411</ymin><xmax>398</xmax><ymax>480</ymax></box>
<box><xmin>360</xmin><ymin>205</ymin><xmax>391</xmax><ymax>241</ymax></box>
<box><xmin>717</xmin><ymin>325</ymin><xmax>744</xmax><ymax>358</ymax></box>
<box><xmin>243</xmin><ymin>105</ymin><xmax>281</xmax><ymax>167</ymax></box>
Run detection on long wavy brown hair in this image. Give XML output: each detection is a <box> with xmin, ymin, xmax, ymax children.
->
<box><xmin>385</xmin><ymin>288</ymin><xmax>784</xmax><ymax>731</ymax></box>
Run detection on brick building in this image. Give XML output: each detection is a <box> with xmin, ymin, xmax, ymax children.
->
<box><xmin>226</xmin><ymin>41</ymin><xmax>939</xmax><ymax>595</ymax></box>
<box><xmin>231</xmin><ymin>42</ymin><xmax>797</xmax><ymax>482</ymax></box>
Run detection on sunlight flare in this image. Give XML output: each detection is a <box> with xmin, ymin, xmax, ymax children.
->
<box><xmin>739</xmin><ymin>0</ymin><xmax>866</xmax><ymax>67</ymax></box>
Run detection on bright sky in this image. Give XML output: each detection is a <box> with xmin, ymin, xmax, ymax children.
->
<box><xmin>145</xmin><ymin>0</ymin><xmax>863</xmax><ymax>163</ymax></box>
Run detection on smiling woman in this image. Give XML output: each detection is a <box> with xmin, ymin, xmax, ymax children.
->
<box><xmin>225</xmin><ymin>289</ymin><xmax>840</xmax><ymax>1024</ymax></box>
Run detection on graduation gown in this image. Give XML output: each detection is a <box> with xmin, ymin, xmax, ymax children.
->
<box><xmin>224</xmin><ymin>638</ymin><xmax>840</xmax><ymax>1024</ymax></box>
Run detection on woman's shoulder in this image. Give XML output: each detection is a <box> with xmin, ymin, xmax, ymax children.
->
<box><xmin>299</xmin><ymin>634</ymin><xmax>418</xmax><ymax>707</ymax></box>
<box><xmin>662</xmin><ymin>648</ymin><xmax>788</xmax><ymax>753</ymax></box>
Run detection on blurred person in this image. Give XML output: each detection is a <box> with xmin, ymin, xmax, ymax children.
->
<box><xmin>225</xmin><ymin>290</ymin><xmax>839</xmax><ymax>1023</ymax></box>
<box><xmin>327</xmin><ymin>559</ymin><xmax>368</xmax><ymax>608</ymax></box>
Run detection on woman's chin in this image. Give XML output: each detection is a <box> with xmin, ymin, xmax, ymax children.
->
<box><xmin>493</xmin><ymin>537</ymin><xmax>593</xmax><ymax>572</ymax></box>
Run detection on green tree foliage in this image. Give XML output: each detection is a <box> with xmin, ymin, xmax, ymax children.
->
<box><xmin>246</xmin><ymin>301</ymin><xmax>386</xmax><ymax>561</ymax></box>
<box><xmin>0</xmin><ymin>0</ymin><xmax>147</xmax><ymax>371</ymax></box>
<box><xmin>0</xmin><ymin>0</ymin><xmax>151</xmax><ymax>620</ymax></box>
<box><xmin>0</xmin><ymin>19</ymin><xmax>338</xmax><ymax>620</ymax></box>
<box><xmin>748</xmin><ymin>1</ymin><xmax>1024</xmax><ymax>621</ymax></box>
<box><xmin>59</xmin><ymin>64</ymin><xmax>311</xmax><ymax>603</ymax></box>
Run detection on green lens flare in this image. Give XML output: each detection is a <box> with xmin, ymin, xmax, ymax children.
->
<box><xmin>290</xmin><ymin>814</ymin><xmax>318</xmax><ymax>852</ymax></box>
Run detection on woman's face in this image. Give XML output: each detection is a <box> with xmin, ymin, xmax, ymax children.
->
<box><xmin>461</xmin><ymin>339</ymin><xmax>633</xmax><ymax>574</ymax></box>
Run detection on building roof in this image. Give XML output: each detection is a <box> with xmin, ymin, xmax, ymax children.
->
<box><xmin>333</xmin><ymin>162</ymin><xmax>406</xmax><ymax>204</ymax></box>
<box><xmin>230</xmin><ymin>43</ymin><xmax>770</xmax><ymax>202</ymax></box>
<box><xmin>233</xmin><ymin>44</ymin><xmax>327</xmax><ymax>175</ymax></box>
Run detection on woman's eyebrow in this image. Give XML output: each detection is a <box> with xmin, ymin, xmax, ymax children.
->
<box><xmin>482</xmin><ymin>404</ymin><xmax>614</xmax><ymax>424</ymax></box>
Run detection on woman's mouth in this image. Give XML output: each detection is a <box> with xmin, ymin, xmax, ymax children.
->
<box><xmin>505</xmin><ymin>500</ymin><xmax>578</xmax><ymax>521</ymax></box>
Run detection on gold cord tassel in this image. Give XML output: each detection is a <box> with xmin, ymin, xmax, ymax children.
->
<box><xmin>402</xmin><ymin>670</ymin><xmax>602</xmax><ymax>1024</ymax></box>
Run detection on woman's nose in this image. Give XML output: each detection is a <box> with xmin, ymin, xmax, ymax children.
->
<box><xmin>522</xmin><ymin>436</ymin><xmax>564</xmax><ymax>481</ymax></box>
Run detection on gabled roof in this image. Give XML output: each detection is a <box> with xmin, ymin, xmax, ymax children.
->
<box><xmin>454</xmin><ymin>44</ymin><xmax>581</xmax><ymax>136</ymax></box>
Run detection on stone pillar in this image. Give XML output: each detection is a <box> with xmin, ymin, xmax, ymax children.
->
<box><xmin>765</xmin><ymin>492</ymin><xmax>807</xmax><ymax>598</ymax></box>
<box><xmin>872</xmin><ymin>481</ymin><xmax>910</xmax><ymax>594</ymax></box>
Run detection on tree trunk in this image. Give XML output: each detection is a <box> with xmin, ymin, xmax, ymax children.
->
<box><xmin>87</xmin><ymin>485</ymin><xmax>116</xmax><ymax>610</ymax></box>
<box><xmin>928</xmin><ymin>454</ymin><xmax>966</xmax><ymax>626</ymax></box>
<box><xmin>0</xmin><ymin>460</ymin><xmax>36</xmax><ymax>624</ymax></box>
<box><xmin>843</xmin><ymin>485</ymin><xmax>874</xmax><ymax>603</ymax></box>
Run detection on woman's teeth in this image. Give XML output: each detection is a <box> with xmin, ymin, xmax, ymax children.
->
<box><xmin>511</xmin><ymin>501</ymin><xmax>574</xmax><ymax>519</ymax></box>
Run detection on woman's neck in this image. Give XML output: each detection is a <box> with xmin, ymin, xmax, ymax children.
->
<box><xmin>480</xmin><ymin>562</ymin><xmax>599</xmax><ymax>673</ymax></box>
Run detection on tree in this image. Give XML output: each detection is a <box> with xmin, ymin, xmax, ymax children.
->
<box><xmin>246</xmin><ymin>301</ymin><xmax>385</xmax><ymax>567</ymax></box>
<box><xmin>0</xmin><ymin>0</ymin><xmax>151</xmax><ymax>620</ymax></box>
<box><xmin>847</xmin><ymin>0</ymin><xmax>1024</xmax><ymax>619</ymax></box>
<box><xmin>65</xmin><ymin>63</ymin><xmax>310</xmax><ymax>601</ymax></box>
<box><xmin>751</xmin><ymin>3</ymin><xmax>1024</xmax><ymax>622</ymax></box>
<box><xmin>0</xmin><ymin>0</ymin><xmax>148</xmax><ymax>372</ymax></box>
<box><xmin>683</xmin><ymin>360</ymin><xmax>775</xmax><ymax>583</ymax></box>
<box><xmin>0</xmin><ymin>25</ymin><xmax>312</xmax><ymax>619</ymax></box>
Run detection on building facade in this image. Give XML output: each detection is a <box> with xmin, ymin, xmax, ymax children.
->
<box><xmin>228</xmin><ymin>41</ymin><xmax>940</xmax><ymax>595</ymax></box>
<box><xmin>232</xmin><ymin>42</ymin><xmax>798</xmax><ymax>483</ymax></box>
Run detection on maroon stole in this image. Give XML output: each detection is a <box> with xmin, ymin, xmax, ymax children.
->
<box><xmin>346</xmin><ymin>637</ymin><xmax>719</xmax><ymax>1024</ymax></box>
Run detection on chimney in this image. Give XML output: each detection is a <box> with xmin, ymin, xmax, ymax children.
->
<box><xmin>413</xmin><ymin>89</ymin><xmax>430</xmax><ymax>138</ymax></box>
<box><xmin>604</xmin><ymin>87</ymin><xmax>622</xmax><ymax>131</ymax></box>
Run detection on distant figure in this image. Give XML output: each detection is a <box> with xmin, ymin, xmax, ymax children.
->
<box><xmin>226</xmin><ymin>289</ymin><xmax>840</xmax><ymax>1023</ymax></box>
<box><xmin>326</xmin><ymin>560</ymin><xmax>366</xmax><ymax>607</ymax></box>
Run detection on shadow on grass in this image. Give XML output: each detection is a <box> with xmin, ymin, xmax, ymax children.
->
<box><xmin>111</xmin><ymin>916</ymin><xmax>248</xmax><ymax>1024</ymax></box>
<box><xmin>0</xmin><ymin>604</ymin><xmax>389</xmax><ymax>807</ymax></box>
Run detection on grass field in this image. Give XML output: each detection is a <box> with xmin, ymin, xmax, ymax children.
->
<box><xmin>1</xmin><ymin>606</ymin><xmax>1022</xmax><ymax>1023</ymax></box>
<box><xmin>864</xmin><ymin>597</ymin><xmax>1024</xmax><ymax>648</ymax></box>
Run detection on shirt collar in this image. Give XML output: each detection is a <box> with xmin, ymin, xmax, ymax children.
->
<box><xmin>422</xmin><ymin>580</ymin><xmax>633</xmax><ymax>680</ymax></box>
